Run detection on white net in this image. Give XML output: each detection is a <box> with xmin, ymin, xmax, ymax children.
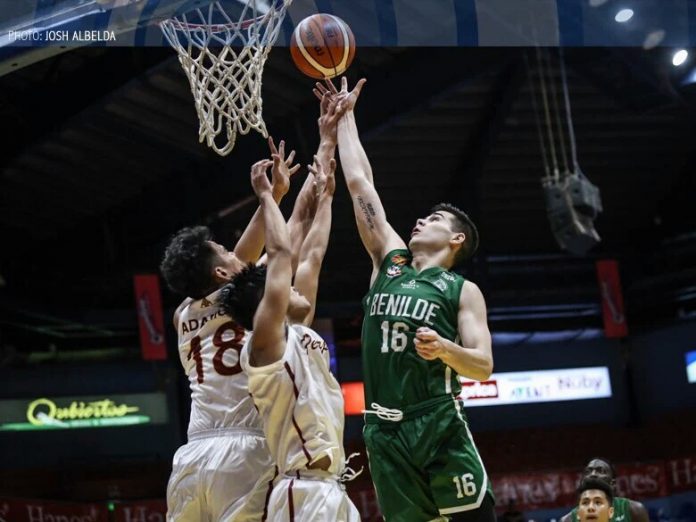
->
<box><xmin>160</xmin><ymin>0</ymin><xmax>292</xmax><ymax>156</ymax></box>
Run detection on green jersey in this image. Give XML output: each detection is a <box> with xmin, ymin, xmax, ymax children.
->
<box><xmin>571</xmin><ymin>496</ymin><xmax>632</xmax><ymax>522</ymax></box>
<box><xmin>362</xmin><ymin>249</ymin><xmax>465</xmax><ymax>410</ymax></box>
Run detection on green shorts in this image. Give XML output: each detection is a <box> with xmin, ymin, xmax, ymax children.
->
<box><xmin>363</xmin><ymin>396</ymin><xmax>493</xmax><ymax>521</ymax></box>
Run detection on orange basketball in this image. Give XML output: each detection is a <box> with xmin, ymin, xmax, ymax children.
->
<box><xmin>290</xmin><ymin>14</ymin><xmax>355</xmax><ymax>80</ymax></box>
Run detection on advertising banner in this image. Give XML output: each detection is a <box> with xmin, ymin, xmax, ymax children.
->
<box><xmin>133</xmin><ymin>274</ymin><xmax>167</xmax><ymax>361</ymax></box>
<box><xmin>460</xmin><ymin>367</ymin><xmax>612</xmax><ymax>407</ymax></box>
<box><xmin>0</xmin><ymin>498</ymin><xmax>108</xmax><ymax>522</ymax></box>
<box><xmin>0</xmin><ymin>393</ymin><xmax>168</xmax><ymax>431</ymax></box>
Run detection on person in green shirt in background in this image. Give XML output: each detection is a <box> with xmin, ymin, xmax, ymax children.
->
<box><xmin>575</xmin><ymin>477</ymin><xmax>616</xmax><ymax>522</ymax></box>
<box><xmin>562</xmin><ymin>458</ymin><xmax>649</xmax><ymax>522</ymax></box>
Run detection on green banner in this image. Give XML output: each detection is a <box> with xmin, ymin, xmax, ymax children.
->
<box><xmin>0</xmin><ymin>393</ymin><xmax>168</xmax><ymax>431</ymax></box>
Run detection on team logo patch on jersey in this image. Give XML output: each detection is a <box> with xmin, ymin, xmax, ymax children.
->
<box><xmin>434</xmin><ymin>279</ymin><xmax>448</xmax><ymax>292</ymax></box>
<box><xmin>391</xmin><ymin>254</ymin><xmax>408</xmax><ymax>266</ymax></box>
<box><xmin>386</xmin><ymin>265</ymin><xmax>402</xmax><ymax>278</ymax></box>
<box><xmin>400</xmin><ymin>279</ymin><xmax>417</xmax><ymax>289</ymax></box>
<box><xmin>441</xmin><ymin>272</ymin><xmax>456</xmax><ymax>282</ymax></box>
<box><xmin>200</xmin><ymin>297</ymin><xmax>213</xmax><ymax>308</ymax></box>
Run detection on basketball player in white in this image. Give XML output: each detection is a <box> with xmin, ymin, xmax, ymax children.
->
<box><xmin>219</xmin><ymin>153</ymin><xmax>360</xmax><ymax>521</ymax></box>
<box><xmin>161</xmin><ymin>123</ymin><xmax>337</xmax><ymax>519</ymax></box>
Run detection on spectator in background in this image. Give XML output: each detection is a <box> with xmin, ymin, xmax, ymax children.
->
<box><xmin>575</xmin><ymin>477</ymin><xmax>615</xmax><ymax>522</ymax></box>
<box><xmin>561</xmin><ymin>458</ymin><xmax>649</xmax><ymax>522</ymax></box>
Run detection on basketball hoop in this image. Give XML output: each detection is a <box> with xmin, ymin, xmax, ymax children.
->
<box><xmin>160</xmin><ymin>0</ymin><xmax>292</xmax><ymax>156</ymax></box>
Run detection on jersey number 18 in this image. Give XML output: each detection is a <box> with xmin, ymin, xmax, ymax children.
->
<box><xmin>188</xmin><ymin>321</ymin><xmax>245</xmax><ymax>383</ymax></box>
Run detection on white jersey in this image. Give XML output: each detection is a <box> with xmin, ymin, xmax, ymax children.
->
<box><xmin>177</xmin><ymin>289</ymin><xmax>261</xmax><ymax>436</ymax></box>
<box><xmin>241</xmin><ymin>324</ymin><xmax>346</xmax><ymax>475</ymax></box>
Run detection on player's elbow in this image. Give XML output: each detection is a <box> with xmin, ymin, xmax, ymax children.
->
<box><xmin>266</xmin><ymin>243</ymin><xmax>292</xmax><ymax>261</ymax></box>
<box><xmin>345</xmin><ymin>171</ymin><xmax>370</xmax><ymax>192</ymax></box>
<box><xmin>476</xmin><ymin>357</ymin><xmax>493</xmax><ymax>381</ymax></box>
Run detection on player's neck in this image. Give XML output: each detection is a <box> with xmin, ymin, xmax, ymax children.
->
<box><xmin>410</xmin><ymin>249</ymin><xmax>449</xmax><ymax>273</ymax></box>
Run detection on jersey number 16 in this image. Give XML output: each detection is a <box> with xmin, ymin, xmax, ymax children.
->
<box><xmin>380</xmin><ymin>321</ymin><xmax>410</xmax><ymax>352</ymax></box>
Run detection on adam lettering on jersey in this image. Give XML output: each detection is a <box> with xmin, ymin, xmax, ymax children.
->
<box><xmin>180</xmin><ymin>309</ymin><xmax>227</xmax><ymax>335</ymax></box>
<box><xmin>368</xmin><ymin>293</ymin><xmax>441</xmax><ymax>326</ymax></box>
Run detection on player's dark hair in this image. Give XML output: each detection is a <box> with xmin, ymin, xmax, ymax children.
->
<box><xmin>218</xmin><ymin>264</ymin><xmax>267</xmax><ymax>331</ymax></box>
<box><xmin>430</xmin><ymin>203</ymin><xmax>479</xmax><ymax>266</ymax></box>
<box><xmin>160</xmin><ymin>226</ymin><xmax>219</xmax><ymax>299</ymax></box>
<box><xmin>587</xmin><ymin>457</ymin><xmax>617</xmax><ymax>479</ymax></box>
<box><xmin>577</xmin><ymin>477</ymin><xmax>614</xmax><ymax>505</ymax></box>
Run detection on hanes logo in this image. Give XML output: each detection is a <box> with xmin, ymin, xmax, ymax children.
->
<box><xmin>400</xmin><ymin>279</ymin><xmax>417</xmax><ymax>289</ymax></box>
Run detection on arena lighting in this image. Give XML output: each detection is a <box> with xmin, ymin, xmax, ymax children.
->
<box><xmin>589</xmin><ymin>0</ymin><xmax>609</xmax><ymax>6</ymax></box>
<box><xmin>673</xmin><ymin>49</ymin><xmax>689</xmax><ymax>66</ymax></box>
<box><xmin>643</xmin><ymin>29</ymin><xmax>665</xmax><ymax>50</ymax></box>
<box><xmin>680</xmin><ymin>67</ymin><xmax>696</xmax><ymax>86</ymax></box>
<box><xmin>614</xmin><ymin>8</ymin><xmax>633</xmax><ymax>22</ymax></box>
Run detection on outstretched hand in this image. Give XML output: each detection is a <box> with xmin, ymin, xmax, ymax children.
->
<box><xmin>268</xmin><ymin>137</ymin><xmax>300</xmax><ymax>200</ymax></box>
<box><xmin>308</xmin><ymin>155</ymin><xmax>337</xmax><ymax>198</ymax></box>
<box><xmin>250</xmin><ymin>159</ymin><xmax>274</xmax><ymax>198</ymax></box>
<box><xmin>314</xmin><ymin>77</ymin><xmax>366</xmax><ymax>119</ymax></box>
<box><xmin>312</xmin><ymin>84</ymin><xmax>344</xmax><ymax>143</ymax></box>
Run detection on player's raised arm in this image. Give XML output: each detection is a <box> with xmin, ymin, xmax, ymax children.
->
<box><xmin>248</xmin><ymin>160</ymin><xmax>292</xmax><ymax>365</ymax></box>
<box><xmin>233</xmin><ymin>137</ymin><xmax>300</xmax><ymax>264</ymax></box>
<box><xmin>293</xmin><ymin>157</ymin><xmax>336</xmax><ymax>326</ymax></box>
<box><xmin>333</xmin><ymin>78</ymin><xmax>406</xmax><ymax>278</ymax></box>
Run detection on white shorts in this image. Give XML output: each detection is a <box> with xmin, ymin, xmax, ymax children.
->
<box><xmin>266</xmin><ymin>474</ymin><xmax>361</xmax><ymax>522</ymax></box>
<box><xmin>167</xmin><ymin>427</ymin><xmax>274</xmax><ymax>522</ymax></box>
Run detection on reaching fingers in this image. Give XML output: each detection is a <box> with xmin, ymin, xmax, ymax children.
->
<box><xmin>307</xmin><ymin>157</ymin><xmax>320</xmax><ymax>176</ymax></box>
<box><xmin>324</xmin><ymin>78</ymin><xmax>338</xmax><ymax>94</ymax></box>
<box><xmin>326</xmin><ymin>159</ymin><xmax>336</xmax><ymax>194</ymax></box>
<box><xmin>288</xmin><ymin>163</ymin><xmax>301</xmax><ymax>176</ymax></box>
<box><xmin>320</xmin><ymin>92</ymin><xmax>330</xmax><ymax>114</ymax></box>
<box><xmin>252</xmin><ymin>158</ymin><xmax>272</xmax><ymax>170</ymax></box>
<box><xmin>278</xmin><ymin>140</ymin><xmax>285</xmax><ymax>157</ymax></box>
<box><xmin>353</xmin><ymin>78</ymin><xmax>367</xmax><ymax>97</ymax></box>
<box><xmin>285</xmin><ymin>150</ymin><xmax>296</xmax><ymax>166</ymax></box>
<box><xmin>340</xmin><ymin>76</ymin><xmax>348</xmax><ymax>92</ymax></box>
<box><xmin>267</xmin><ymin>136</ymin><xmax>278</xmax><ymax>155</ymax></box>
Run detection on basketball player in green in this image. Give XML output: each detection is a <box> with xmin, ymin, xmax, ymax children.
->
<box><xmin>320</xmin><ymin>77</ymin><xmax>495</xmax><ymax>521</ymax></box>
<box><xmin>575</xmin><ymin>477</ymin><xmax>616</xmax><ymax>522</ymax></box>
<box><xmin>562</xmin><ymin>458</ymin><xmax>649</xmax><ymax>522</ymax></box>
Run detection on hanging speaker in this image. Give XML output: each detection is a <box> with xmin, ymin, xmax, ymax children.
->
<box><xmin>543</xmin><ymin>172</ymin><xmax>602</xmax><ymax>255</ymax></box>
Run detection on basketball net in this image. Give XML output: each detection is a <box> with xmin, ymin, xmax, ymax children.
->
<box><xmin>160</xmin><ymin>0</ymin><xmax>292</xmax><ymax>156</ymax></box>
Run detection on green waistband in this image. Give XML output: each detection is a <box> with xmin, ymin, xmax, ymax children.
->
<box><xmin>364</xmin><ymin>394</ymin><xmax>457</xmax><ymax>425</ymax></box>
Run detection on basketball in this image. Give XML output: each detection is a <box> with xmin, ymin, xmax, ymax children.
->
<box><xmin>290</xmin><ymin>14</ymin><xmax>356</xmax><ymax>80</ymax></box>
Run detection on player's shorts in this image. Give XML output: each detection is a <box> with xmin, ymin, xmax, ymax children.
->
<box><xmin>265</xmin><ymin>471</ymin><xmax>361</xmax><ymax>522</ymax></box>
<box><xmin>363</xmin><ymin>395</ymin><xmax>494</xmax><ymax>521</ymax></box>
<box><xmin>167</xmin><ymin>427</ymin><xmax>275</xmax><ymax>522</ymax></box>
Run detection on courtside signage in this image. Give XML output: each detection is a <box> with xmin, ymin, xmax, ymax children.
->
<box><xmin>0</xmin><ymin>393</ymin><xmax>168</xmax><ymax>431</ymax></box>
<box><xmin>460</xmin><ymin>367</ymin><xmax>612</xmax><ymax>407</ymax></box>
